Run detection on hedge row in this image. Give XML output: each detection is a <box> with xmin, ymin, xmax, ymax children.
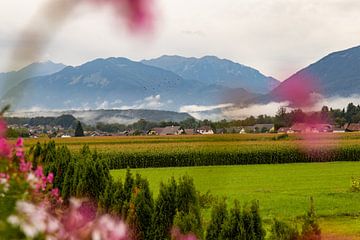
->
<box><xmin>96</xmin><ymin>146</ymin><xmax>360</xmax><ymax>170</ymax></box>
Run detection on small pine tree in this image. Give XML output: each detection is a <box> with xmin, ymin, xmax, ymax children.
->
<box><xmin>75</xmin><ymin>121</ymin><xmax>84</xmax><ymax>137</ymax></box>
<box><xmin>124</xmin><ymin>169</ymin><xmax>135</xmax><ymax>202</ymax></box>
<box><xmin>111</xmin><ymin>180</ymin><xmax>126</xmax><ymax>216</ymax></box>
<box><xmin>171</xmin><ymin>175</ymin><xmax>203</xmax><ymax>239</ymax></box>
<box><xmin>220</xmin><ymin>200</ymin><xmax>245</xmax><ymax>240</ymax></box>
<box><xmin>173</xmin><ymin>210</ymin><xmax>203</xmax><ymax>239</ymax></box>
<box><xmin>206</xmin><ymin>198</ymin><xmax>228</xmax><ymax>240</ymax></box>
<box><xmin>150</xmin><ymin>178</ymin><xmax>178</xmax><ymax>240</ymax></box>
<box><xmin>99</xmin><ymin>179</ymin><xmax>115</xmax><ymax>213</ymax></box>
<box><xmin>250</xmin><ymin>200</ymin><xmax>266</xmax><ymax>240</ymax></box>
<box><xmin>301</xmin><ymin>197</ymin><xmax>321</xmax><ymax>240</ymax></box>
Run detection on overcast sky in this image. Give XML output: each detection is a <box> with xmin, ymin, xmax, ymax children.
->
<box><xmin>1</xmin><ymin>0</ymin><xmax>360</xmax><ymax>80</ymax></box>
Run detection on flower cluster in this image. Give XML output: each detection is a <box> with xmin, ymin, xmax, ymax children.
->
<box><xmin>0</xmin><ymin>117</ymin><xmax>131</xmax><ymax>239</ymax></box>
<box><xmin>8</xmin><ymin>198</ymin><xmax>129</xmax><ymax>240</ymax></box>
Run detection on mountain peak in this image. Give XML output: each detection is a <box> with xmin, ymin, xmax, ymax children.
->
<box><xmin>143</xmin><ymin>55</ymin><xmax>279</xmax><ymax>94</ymax></box>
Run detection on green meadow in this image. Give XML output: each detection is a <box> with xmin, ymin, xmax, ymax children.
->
<box><xmin>112</xmin><ymin>162</ymin><xmax>360</xmax><ymax>237</ymax></box>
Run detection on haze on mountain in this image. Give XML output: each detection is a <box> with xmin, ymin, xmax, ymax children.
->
<box><xmin>1</xmin><ymin>56</ymin><xmax>277</xmax><ymax>112</ymax></box>
<box><xmin>3</xmin><ymin>45</ymin><xmax>360</xmax><ymax>119</ymax></box>
<box><xmin>0</xmin><ymin>61</ymin><xmax>66</xmax><ymax>97</ymax></box>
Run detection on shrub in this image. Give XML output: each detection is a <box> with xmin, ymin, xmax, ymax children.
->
<box><xmin>269</xmin><ymin>219</ymin><xmax>299</xmax><ymax>240</ymax></box>
<box><xmin>301</xmin><ymin>197</ymin><xmax>321</xmax><ymax>240</ymax></box>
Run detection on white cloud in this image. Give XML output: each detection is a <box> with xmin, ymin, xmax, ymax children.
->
<box><xmin>222</xmin><ymin>102</ymin><xmax>289</xmax><ymax>119</ymax></box>
<box><xmin>179</xmin><ymin>103</ymin><xmax>234</xmax><ymax>113</ymax></box>
<box><xmin>310</xmin><ymin>95</ymin><xmax>360</xmax><ymax>111</ymax></box>
<box><xmin>120</xmin><ymin>94</ymin><xmax>165</xmax><ymax>110</ymax></box>
<box><xmin>1</xmin><ymin>0</ymin><xmax>360</xmax><ymax>80</ymax></box>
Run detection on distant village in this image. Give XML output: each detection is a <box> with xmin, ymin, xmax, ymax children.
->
<box><xmin>6</xmin><ymin>103</ymin><xmax>360</xmax><ymax>138</ymax></box>
<box><xmin>6</xmin><ymin>121</ymin><xmax>360</xmax><ymax>139</ymax></box>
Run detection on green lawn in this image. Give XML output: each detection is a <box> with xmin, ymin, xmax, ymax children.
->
<box><xmin>112</xmin><ymin>162</ymin><xmax>360</xmax><ymax>237</ymax></box>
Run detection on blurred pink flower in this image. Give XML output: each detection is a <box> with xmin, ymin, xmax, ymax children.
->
<box><xmin>0</xmin><ymin>119</ymin><xmax>6</xmax><ymax>137</ymax></box>
<box><xmin>0</xmin><ymin>137</ymin><xmax>11</xmax><ymax>157</ymax></box>
<box><xmin>89</xmin><ymin>0</ymin><xmax>154</xmax><ymax>31</ymax></box>
<box><xmin>19</xmin><ymin>160</ymin><xmax>32</xmax><ymax>173</ymax></box>
<box><xmin>51</xmin><ymin>188</ymin><xmax>60</xmax><ymax>198</ymax></box>
<box><xmin>171</xmin><ymin>227</ymin><xmax>198</xmax><ymax>240</ymax></box>
<box><xmin>47</xmin><ymin>172</ymin><xmax>54</xmax><ymax>184</ymax></box>
<box><xmin>92</xmin><ymin>215</ymin><xmax>128</xmax><ymax>240</ymax></box>
<box><xmin>35</xmin><ymin>166</ymin><xmax>44</xmax><ymax>178</ymax></box>
<box><xmin>16</xmin><ymin>138</ymin><xmax>24</xmax><ymax>148</ymax></box>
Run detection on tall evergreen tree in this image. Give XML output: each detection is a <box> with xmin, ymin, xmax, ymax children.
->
<box><xmin>124</xmin><ymin>169</ymin><xmax>135</xmax><ymax>202</ymax></box>
<box><xmin>75</xmin><ymin>121</ymin><xmax>84</xmax><ymax>137</ymax></box>
<box><xmin>220</xmin><ymin>200</ymin><xmax>245</xmax><ymax>240</ymax></box>
<box><xmin>206</xmin><ymin>199</ymin><xmax>228</xmax><ymax>240</ymax></box>
<box><xmin>150</xmin><ymin>178</ymin><xmax>178</xmax><ymax>240</ymax></box>
<box><xmin>175</xmin><ymin>175</ymin><xmax>203</xmax><ymax>238</ymax></box>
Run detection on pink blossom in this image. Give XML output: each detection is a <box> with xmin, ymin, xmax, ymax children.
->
<box><xmin>0</xmin><ymin>119</ymin><xmax>7</xmax><ymax>137</ymax></box>
<box><xmin>92</xmin><ymin>215</ymin><xmax>128</xmax><ymax>240</ymax></box>
<box><xmin>171</xmin><ymin>227</ymin><xmax>198</xmax><ymax>240</ymax></box>
<box><xmin>19</xmin><ymin>160</ymin><xmax>32</xmax><ymax>173</ymax></box>
<box><xmin>35</xmin><ymin>166</ymin><xmax>44</xmax><ymax>178</ymax></box>
<box><xmin>63</xmin><ymin>199</ymin><xmax>97</xmax><ymax>234</ymax></box>
<box><xmin>16</xmin><ymin>138</ymin><xmax>24</xmax><ymax>148</ymax></box>
<box><xmin>47</xmin><ymin>173</ymin><xmax>54</xmax><ymax>184</ymax></box>
<box><xmin>0</xmin><ymin>137</ymin><xmax>11</xmax><ymax>157</ymax></box>
<box><xmin>51</xmin><ymin>188</ymin><xmax>60</xmax><ymax>198</ymax></box>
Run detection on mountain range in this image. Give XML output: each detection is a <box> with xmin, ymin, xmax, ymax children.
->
<box><xmin>0</xmin><ymin>61</ymin><xmax>66</xmax><ymax>97</ymax></box>
<box><xmin>2</xmin><ymin>45</ymin><xmax>360</xmax><ymax>119</ymax></box>
<box><xmin>0</xmin><ymin>56</ymin><xmax>279</xmax><ymax>111</ymax></box>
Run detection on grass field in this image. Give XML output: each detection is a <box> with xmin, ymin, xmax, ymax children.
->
<box><xmin>22</xmin><ymin>133</ymin><xmax>360</xmax><ymax>154</ymax></box>
<box><xmin>22</xmin><ymin>134</ymin><xmax>360</xmax><ymax>237</ymax></box>
<box><xmin>112</xmin><ymin>162</ymin><xmax>360</xmax><ymax>238</ymax></box>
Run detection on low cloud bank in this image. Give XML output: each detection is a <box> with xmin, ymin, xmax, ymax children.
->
<box><xmin>180</xmin><ymin>95</ymin><xmax>360</xmax><ymax>121</ymax></box>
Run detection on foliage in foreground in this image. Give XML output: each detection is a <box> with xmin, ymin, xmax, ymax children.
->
<box><xmin>3</xmin><ymin>135</ymin><xmax>324</xmax><ymax>239</ymax></box>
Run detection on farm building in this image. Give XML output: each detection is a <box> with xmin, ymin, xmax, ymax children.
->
<box><xmin>277</xmin><ymin>127</ymin><xmax>293</xmax><ymax>134</ymax></box>
<box><xmin>148</xmin><ymin>126</ymin><xmax>184</xmax><ymax>135</ymax></box>
<box><xmin>196</xmin><ymin>126</ymin><xmax>214</xmax><ymax>135</ymax></box>
<box><xmin>254</xmin><ymin>124</ymin><xmax>275</xmax><ymax>133</ymax></box>
<box><xmin>184</xmin><ymin>129</ymin><xmax>196</xmax><ymax>135</ymax></box>
<box><xmin>344</xmin><ymin>123</ymin><xmax>360</xmax><ymax>132</ymax></box>
<box><xmin>225</xmin><ymin>127</ymin><xmax>242</xmax><ymax>134</ymax></box>
<box><xmin>290</xmin><ymin>123</ymin><xmax>333</xmax><ymax>133</ymax></box>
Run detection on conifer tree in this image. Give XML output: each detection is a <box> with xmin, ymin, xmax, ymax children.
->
<box><xmin>124</xmin><ymin>169</ymin><xmax>134</xmax><ymax>202</ymax></box>
<box><xmin>220</xmin><ymin>200</ymin><xmax>245</xmax><ymax>240</ymax></box>
<box><xmin>111</xmin><ymin>180</ymin><xmax>126</xmax><ymax>216</ymax></box>
<box><xmin>75</xmin><ymin>121</ymin><xmax>84</xmax><ymax>137</ymax></box>
<box><xmin>206</xmin><ymin>199</ymin><xmax>228</xmax><ymax>240</ymax></box>
<box><xmin>301</xmin><ymin>197</ymin><xmax>321</xmax><ymax>240</ymax></box>
<box><xmin>150</xmin><ymin>178</ymin><xmax>177</xmax><ymax>240</ymax></box>
<box><xmin>250</xmin><ymin>200</ymin><xmax>265</xmax><ymax>240</ymax></box>
<box><xmin>175</xmin><ymin>175</ymin><xmax>203</xmax><ymax>238</ymax></box>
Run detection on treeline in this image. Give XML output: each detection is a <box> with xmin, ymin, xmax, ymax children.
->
<box><xmin>8</xmin><ymin>102</ymin><xmax>360</xmax><ymax>134</ymax></box>
<box><xmin>6</xmin><ymin>114</ymin><xmax>77</xmax><ymax>129</ymax></box>
<box><xmin>29</xmin><ymin>141</ymin><xmax>321</xmax><ymax>239</ymax></box>
<box><xmin>274</xmin><ymin>103</ymin><xmax>360</xmax><ymax>129</ymax></box>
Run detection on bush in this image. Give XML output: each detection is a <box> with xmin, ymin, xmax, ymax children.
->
<box><xmin>269</xmin><ymin>219</ymin><xmax>299</xmax><ymax>240</ymax></box>
<box><xmin>301</xmin><ymin>197</ymin><xmax>321</xmax><ymax>240</ymax></box>
<box><xmin>350</xmin><ymin>177</ymin><xmax>360</xmax><ymax>192</ymax></box>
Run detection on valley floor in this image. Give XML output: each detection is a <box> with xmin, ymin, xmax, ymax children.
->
<box><xmin>112</xmin><ymin>163</ymin><xmax>360</xmax><ymax>238</ymax></box>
